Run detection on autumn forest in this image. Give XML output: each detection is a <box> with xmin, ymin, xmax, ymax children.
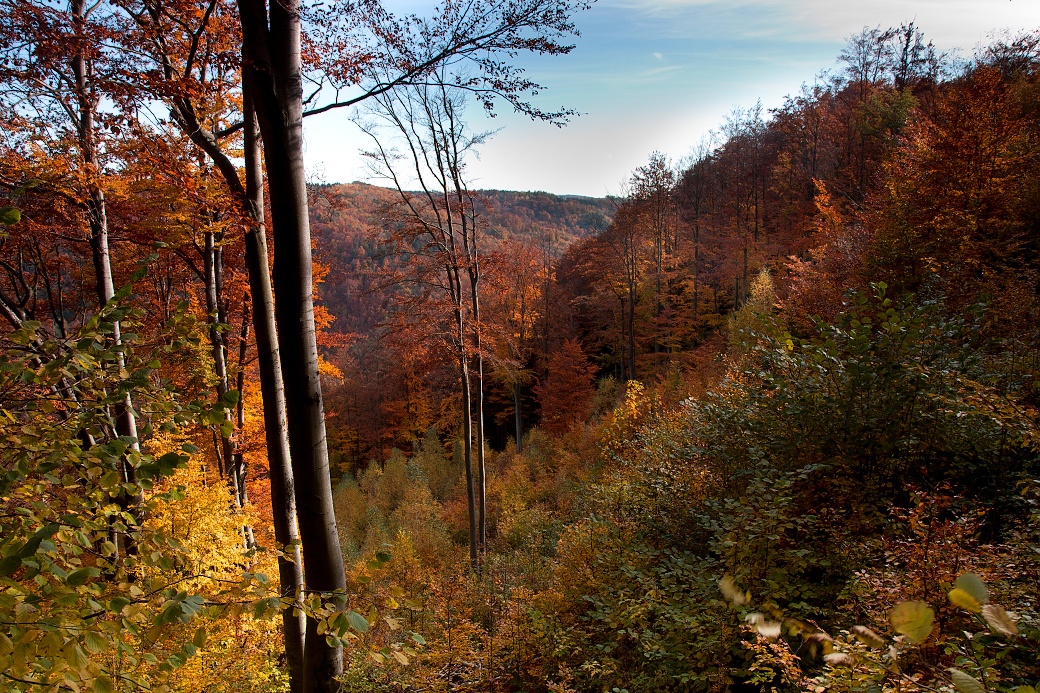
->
<box><xmin>0</xmin><ymin>2</ymin><xmax>1038</xmax><ymax>693</ymax></box>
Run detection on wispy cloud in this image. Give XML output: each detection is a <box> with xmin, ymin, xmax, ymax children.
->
<box><xmin>605</xmin><ymin>0</ymin><xmax>1040</xmax><ymax>47</ymax></box>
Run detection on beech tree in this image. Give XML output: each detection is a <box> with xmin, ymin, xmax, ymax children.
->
<box><xmin>534</xmin><ymin>338</ymin><xmax>596</xmax><ymax>434</ymax></box>
<box><xmin>239</xmin><ymin>0</ymin><xmax>589</xmax><ymax>686</ymax></box>
<box><xmin>0</xmin><ymin>0</ymin><xmax>146</xmax><ymax>562</ymax></box>
<box><xmin>358</xmin><ymin>77</ymin><xmax>489</xmax><ymax>571</ymax></box>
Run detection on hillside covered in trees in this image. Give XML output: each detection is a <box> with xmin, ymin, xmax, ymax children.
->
<box><xmin>0</xmin><ymin>2</ymin><xmax>1038</xmax><ymax>692</ymax></box>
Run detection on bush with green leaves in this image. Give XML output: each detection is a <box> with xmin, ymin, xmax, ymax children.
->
<box><xmin>0</xmin><ymin>297</ymin><xmax>279</xmax><ymax>692</ymax></box>
<box><xmin>538</xmin><ymin>287</ymin><xmax>1038</xmax><ymax>691</ymax></box>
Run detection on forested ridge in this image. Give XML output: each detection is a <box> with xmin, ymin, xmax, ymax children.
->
<box><xmin>0</xmin><ymin>3</ymin><xmax>1038</xmax><ymax>692</ymax></box>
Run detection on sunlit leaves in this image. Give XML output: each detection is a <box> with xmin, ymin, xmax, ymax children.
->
<box><xmin>948</xmin><ymin>573</ymin><xmax>989</xmax><ymax>613</ymax></box>
<box><xmin>889</xmin><ymin>601</ymin><xmax>934</xmax><ymax>644</ymax></box>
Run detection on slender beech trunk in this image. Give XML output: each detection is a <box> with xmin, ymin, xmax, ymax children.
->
<box><xmin>203</xmin><ymin>232</ymin><xmax>244</xmax><ymax>499</ymax></box>
<box><xmin>513</xmin><ymin>381</ymin><xmax>523</xmax><ymax>454</ymax></box>
<box><xmin>73</xmin><ymin>0</ymin><xmax>137</xmax><ymax>451</ymax></box>
<box><xmin>466</xmin><ymin>264</ymin><xmax>486</xmax><ymax>557</ymax></box>
<box><xmin>243</xmin><ymin>89</ymin><xmax>307</xmax><ymax>692</ymax></box>
<box><xmin>618</xmin><ymin>295</ymin><xmax>627</xmax><ymax>382</ymax></box>
<box><xmin>72</xmin><ymin>0</ymin><xmax>140</xmax><ymax>564</ymax></box>
<box><xmin>693</xmin><ymin>221</ymin><xmax>700</xmax><ymax>319</ymax></box>
<box><xmin>455</xmin><ymin>305</ymin><xmax>480</xmax><ymax>573</ymax></box>
<box><xmin>743</xmin><ymin>245</ymin><xmax>749</xmax><ymax>304</ymax></box>
<box><xmin>628</xmin><ymin>280</ymin><xmax>636</xmax><ymax>381</ymax></box>
<box><xmin>233</xmin><ymin>294</ymin><xmax>250</xmax><ymax>486</ymax></box>
<box><xmin>238</xmin><ymin>1</ymin><xmax>347</xmax><ymax>688</ymax></box>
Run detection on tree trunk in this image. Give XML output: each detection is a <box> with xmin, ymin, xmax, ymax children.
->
<box><xmin>627</xmin><ymin>281</ymin><xmax>636</xmax><ymax>380</ymax></box>
<box><xmin>513</xmin><ymin>381</ymin><xmax>523</xmax><ymax>454</ymax></box>
<box><xmin>742</xmin><ymin>245</ymin><xmax>749</xmax><ymax>304</ymax></box>
<box><xmin>243</xmin><ymin>89</ymin><xmax>307</xmax><ymax>693</ymax></box>
<box><xmin>455</xmin><ymin>306</ymin><xmax>479</xmax><ymax>573</ymax></box>
<box><xmin>467</xmin><ymin>269</ymin><xmax>486</xmax><ymax>558</ymax></box>
<box><xmin>238</xmin><ymin>1</ymin><xmax>346</xmax><ymax>689</ymax></box>
<box><xmin>693</xmin><ymin>222</ymin><xmax>700</xmax><ymax>319</ymax></box>
<box><xmin>72</xmin><ymin>0</ymin><xmax>140</xmax><ymax>564</ymax></box>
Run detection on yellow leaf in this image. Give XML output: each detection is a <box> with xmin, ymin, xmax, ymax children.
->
<box><xmin>953</xmin><ymin>574</ymin><xmax>989</xmax><ymax>605</ymax></box>
<box><xmin>948</xmin><ymin>588</ymin><xmax>981</xmax><ymax>613</ymax></box>
<box><xmin>890</xmin><ymin>601</ymin><xmax>934</xmax><ymax>644</ymax></box>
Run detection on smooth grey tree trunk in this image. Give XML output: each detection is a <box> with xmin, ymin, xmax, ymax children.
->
<box><xmin>72</xmin><ymin>0</ymin><xmax>141</xmax><ymax>565</ymax></box>
<box><xmin>243</xmin><ymin>92</ymin><xmax>307</xmax><ymax>693</ymax></box>
<box><xmin>514</xmin><ymin>381</ymin><xmax>523</xmax><ymax>454</ymax></box>
<box><xmin>238</xmin><ymin>1</ymin><xmax>347</xmax><ymax>689</ymax></box>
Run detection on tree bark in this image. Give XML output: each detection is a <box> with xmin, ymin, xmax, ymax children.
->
<box><xmin>238</xmin><ymin>1</ymin><xmax>347</xmax><ymax>689</ymax></box>
<box><xmin>513</xmin><ymin>381</ymin><xmax>523</xmax><ymax>454</ymax></box>
<box><xmin>456</xmin><ymin>306</ymin><xmax>480</xmax><ymax>574</ymax></box>
<box><xmin>71</xmin><ymin>0</ymin><xmax>141</xmax><ymax>565</ymax></box>
<box><xmin>243</xmin><ymin>90</ymin><xmax>307</xmax><ymax>692</ymax></box>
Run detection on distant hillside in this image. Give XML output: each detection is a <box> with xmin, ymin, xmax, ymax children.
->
<box><xmin>308</xmin><ymin>182</ymin><xmax>614</xmax><ymax>336</ymax></box>
<box><xmin>476</xmin><ymin>189</ymin><xmax>614</xmax><ymax>246</ymax></box>
<box><xmin>311</xmin><ymin>182</ymin><xmax>613</xmax><ymax>247</ymax></box>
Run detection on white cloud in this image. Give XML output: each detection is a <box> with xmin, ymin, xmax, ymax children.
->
<box><xmin>611</xmin><ymin>0</ymin><xmax>1040</xmax><ymax>48</ymax></box>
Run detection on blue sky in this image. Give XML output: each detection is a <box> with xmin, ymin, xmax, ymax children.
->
<box><xmin>303</xmin><ymin>0</ymin><xmax>1040</xmax><ymax>197</ymax></box>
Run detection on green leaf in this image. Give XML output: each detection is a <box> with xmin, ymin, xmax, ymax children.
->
<box><xmin>949</xmin><ymin>669</ymin><xmax>985</xmax><ymax>693</ymax></box>
<box><xmin>0</xmin><ymin>206</ymin><xmax>20</xmax><ymax>226</ymax></box>
<box><xmin>66</xmin><ymin>567</ymin><xmax>97</xmax><ymax>587</ymax></box>
<box><xmin>18</xmin><ymin>523</ymin><xmax>61</xmax><ymax>558</ymax></box>
<box><xmin>84</xmin><ymin>630</ymin><xmax>108</xmax><ymax>654</ymax></box>
<box><xmin>193</xmin><ymin>627</ymin><xmax>207</xmax><ymax>648</ymax></box>
<box><xmin>346</xmin><ymin>610</ymin><xmax>369</xmax><ymax>633</ymax></box>
<box><xmin>108</xmin><ymin>596</ymin><xmax>131</xmax><ymax>613</ymax></box>
<box><xmin>890</xmin><ymin>601</ymin><xmax>934</xmax><ymax>644</ymax></box>
<box><xmin>0</xmin><ymin>554</ymin><xmax>21</xmax><ymax>576</ymax></box>
<box><xmin>954</xmin><ymin>573</ymin><xmax>989</xmax><ymax>605</ymax></box>
<box><xmin>92</xmin><ymin>674</ymin><xmax>114</xmax><ymax>693</ymax></box>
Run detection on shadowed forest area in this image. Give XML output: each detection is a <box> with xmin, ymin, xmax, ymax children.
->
<box><xmin>0</xmin><ymin>2</ymin><xmax>1038</xmax><ymax>692</ymax></box>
